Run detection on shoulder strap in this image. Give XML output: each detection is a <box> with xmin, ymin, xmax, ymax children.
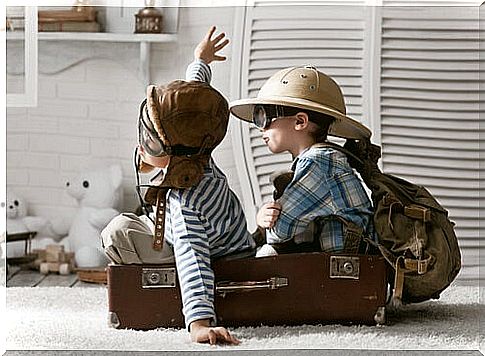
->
<box><xmin>312</xmin><ymin>142</ymin><xmax>364</xmax><ymax>167</ymax></box>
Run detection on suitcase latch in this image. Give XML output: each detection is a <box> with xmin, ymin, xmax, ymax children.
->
<box><xmin>330</xmin><ymin>256</ymin><xmax>360</xmax><ymax>279</ymax></box>
<box><xmin>142</xmin><ymin>267</ymin><xmax>176</xmax><ymax>288</ymax></box>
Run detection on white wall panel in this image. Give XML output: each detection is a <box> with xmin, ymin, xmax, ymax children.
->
<box><xmin>380</xmin><ymin>6</ymin><xmax>482</xmax><ymax>282</ymax></box>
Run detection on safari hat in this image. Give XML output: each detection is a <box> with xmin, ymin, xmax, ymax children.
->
<box><xmin>230</xmin><ymin>66</ymin><xmax>371</xmax><ymax>139</ymax></box>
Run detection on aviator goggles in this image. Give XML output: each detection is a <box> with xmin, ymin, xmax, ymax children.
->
<box><xmin>138</xmin><ymin>99</ymin><xmax>167</xmax><ymax>157</ymax></box>
<box><xmin>252</xmin><ymin>104</ymin><xmax>301</xmax><ymax>129</ymax></box>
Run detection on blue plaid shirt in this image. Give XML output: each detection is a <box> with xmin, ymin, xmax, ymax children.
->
<box><xmin>266</xmin><ymin>145</ymin><xmax>375</xmax><ymax>252</ymax></box>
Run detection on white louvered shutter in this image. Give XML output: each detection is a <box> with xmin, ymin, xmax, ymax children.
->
<box><xmin>234</xmin><ymin>3</ymin><xmax>370</xmax><ymax>217</ymax></box>
<box><xmin>379</xmin><ymin>5</ymin><xmax>483</xmax><ymax>282</ymax></box>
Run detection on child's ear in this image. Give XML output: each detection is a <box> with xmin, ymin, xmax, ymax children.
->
<box><xmin>294</xmin><ymin>112</ymin><xmax>309</xmax><ymax>131</ymax></box>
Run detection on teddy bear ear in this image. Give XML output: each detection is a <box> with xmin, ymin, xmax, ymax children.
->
<box><xmin>7</xmin><ymin>189</ymin><xmax>28</xmax><ymax>217</ymax></box>
<box><xmin>109</xmin><ymin>165</ymin><xmax>123</xmax><ymax>189</ymax></box>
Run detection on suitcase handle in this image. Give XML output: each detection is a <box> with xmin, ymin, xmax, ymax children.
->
<box><xmin>216</xmin><ymin>277</ymin><xmax>288</xmax><ymax>297</ymax></box>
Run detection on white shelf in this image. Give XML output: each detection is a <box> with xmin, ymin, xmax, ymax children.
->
<box><xmin>7</xmin><ymin>31</ymin><xmax>177</xmax><ymax>43</ymax></box>
<box><xmin>7</xmin><ymin>31</ymin><xmax>177</xmax><ymax>85</ymax></box>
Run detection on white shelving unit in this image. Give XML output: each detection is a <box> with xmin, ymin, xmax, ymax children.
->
<box><xmin>7</xmin><ymin>31</ymin><xmax>178</xmax><ymax>85</ymax></box>
<box><xmin>7</xmin><ymin>31</ymin><xmax>177</xmax><ymax>43</ymax></box>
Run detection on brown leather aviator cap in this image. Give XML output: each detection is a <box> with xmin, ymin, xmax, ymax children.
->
<box><xmin>140</xmin><ymin>80</ymin><xmax>230</xmax><ymax>188</ymax></box>
<box><xmin>146</xmin><ymin>80</ymin><xmax>229</xmax><ymax>158</ymax></box>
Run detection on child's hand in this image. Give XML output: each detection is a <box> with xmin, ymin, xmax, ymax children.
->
<box><xmin>194</xmin><ymin>26</ymin><xmax>229</xmax><ymax>64</ymax></box>
<box><xmin>190</xmin><ymin>320</ymin><xmax>240</xmax><ymax>345</ymax></box>
<box><xmin>256</xmin><ymin>202</ymin><xmax>282</xmax><ymax>229</ymax></box>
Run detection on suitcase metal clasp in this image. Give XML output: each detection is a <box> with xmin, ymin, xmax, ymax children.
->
<box><xmin>330</xmin><ymin>256</ymin><xmax>360</xmax><ymax>279</ymax></box>
<box><xmin>142</xmin><ymin>267</ymin><xmax>177</xmax><ymax>288</ymax></box>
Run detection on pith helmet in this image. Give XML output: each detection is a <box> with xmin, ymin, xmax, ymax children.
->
<box><xmin>140</xmin><ymin>80</ymin><xmax>229</xmax><ymax>188</ymax></box>
<box><xmin>230</xmin><ymin>66</ymin><xmax>371</xmax><ymax>139</ymax></box>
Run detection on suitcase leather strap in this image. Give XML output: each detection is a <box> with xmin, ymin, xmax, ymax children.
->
<box><xmin>152</xmin><ymin>188</ymin><xmax>168</xmax><ymax>251</ymax></box>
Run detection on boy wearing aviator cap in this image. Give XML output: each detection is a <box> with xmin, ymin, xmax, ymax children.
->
<box><xmin>102</xmin><ymin>27</ymin><xmax>254</xmax><ymax>345</ymax></box>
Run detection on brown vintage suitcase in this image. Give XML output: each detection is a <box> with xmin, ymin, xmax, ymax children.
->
<box><xmin>107</xmin><ymin>252</ymin><xmax>388</xmax><ymax>330</ymax></box>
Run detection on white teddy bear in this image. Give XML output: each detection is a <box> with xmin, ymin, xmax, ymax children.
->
<box><xmin>2</xmin><ymin>189</ymin><xmax>55</xmax><ymax>259</ymax></box>
<box><xmin>53</xmin><ymin>165</ymin><xmax>123</xmax><ymax>268</ymax></box>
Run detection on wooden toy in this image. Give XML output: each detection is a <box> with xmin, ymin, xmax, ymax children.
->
<box><xmin>33</xmin><ymin>245</ymin><xmax>75</xmax><ymax>275</ymax></box>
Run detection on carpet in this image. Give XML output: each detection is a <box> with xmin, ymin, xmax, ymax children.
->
<box><xmin>5</xmin><ymin>284</ymin><xmax>485</xmax><ymax>352</ymax></box>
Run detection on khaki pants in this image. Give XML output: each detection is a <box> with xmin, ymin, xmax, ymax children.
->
<box><xmin>101</xmin><ymin>213</ymin><xmax>175</xmax><ymax>264</ymax></box>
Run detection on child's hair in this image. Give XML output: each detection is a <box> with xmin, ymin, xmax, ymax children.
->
<box><xmin>283</xmin><ymin>106</ymin><xmax>335</xmax><ymax>143</ymax></box>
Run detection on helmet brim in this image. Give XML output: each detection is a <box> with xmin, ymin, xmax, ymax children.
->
<box><xmin>230</xmin><ymin>96</ymin><xmax>371</xmax><ymax>140</ymax></box>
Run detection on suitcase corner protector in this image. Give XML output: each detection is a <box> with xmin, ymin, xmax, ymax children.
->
<box><xmin>108</xmin><ymin>311</ymin><xmax>121</xmax><ymax>329</ymax></box>
<box><xmin>374</xmin><ymin>306</ymin><xmax>386</xmax><ymax>325</ymax></box>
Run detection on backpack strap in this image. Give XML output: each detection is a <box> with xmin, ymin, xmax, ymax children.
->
<box><xmin>365</xmin><ymin>236</ymin><xmax>434</xmax><ymax>305</ymax></box>
<box><xmin>312</xmin><ymin>142</ymin><xmax>364</xmax><ymax>167</ymax></box>
<box><xmin>323</xmin><ymin>215</ymin><xmax>365</xmax><ymax>254</ymax></box>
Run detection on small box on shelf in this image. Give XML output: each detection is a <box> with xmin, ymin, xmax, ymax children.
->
<box><xmin>38</xmin><ymin>5</ymin><xmax>102</xmax><ymax>33</ymax></box>
<box><xmin>134</xmin><ymin>6</ymin><xmax>163</xmax><ymax>34</ymax></box>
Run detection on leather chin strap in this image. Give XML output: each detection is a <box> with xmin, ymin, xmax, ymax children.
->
<box><xmin>142</xmin><ymin>156</ymin><xmax>209</xmax><ymax>251</ymax></box>
<box><xmin>152</xmin><ymin>188</ymin><xmax>168</xmax><ymax>251</ymax></box>
<box><xmin>142</xmin><ymin>186</ymin><xmax>169</xmax><ymax>251</ymax></box>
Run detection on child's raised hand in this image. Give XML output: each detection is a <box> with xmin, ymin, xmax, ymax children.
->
<box><xmin>194</xmin><ymin>26</ymin><xmax>229</xmax><ymax>64</ymax></box>
<box><xmin>256</xmin><ymin>202</ymin><xmax>282</xmax><ymax>229</ymax></box>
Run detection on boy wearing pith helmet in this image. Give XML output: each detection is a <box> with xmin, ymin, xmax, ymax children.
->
<box><xmin>102</xmin><ymin>28</ymin><xmax>254</xmax><ymax>345</ymax></box>
<box><xmin>230</xmin><ymin>66</ymin><xmax>376</xmax><ymax>256</ymax></box>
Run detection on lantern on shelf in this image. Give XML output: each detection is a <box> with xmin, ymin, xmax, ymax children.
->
<box><xmin>135</xmin><ymin>0</ymin><xmax>163</xmax><ymax>34</ymax></box>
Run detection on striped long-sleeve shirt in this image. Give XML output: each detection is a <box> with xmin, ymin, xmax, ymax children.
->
<box><xmin>186</xmin><ymin>58</ymin><xmax>212</xmax><ymax>83</ymax></box>
<box><xmin>164</xmin><ymin>161</ymin><xmax>254</xmax><ymax>327</ymax></box>
<box><xmin>161</xmin><ymin>59</ymin><xmax>254</xmax><ymax>328</ymax></box>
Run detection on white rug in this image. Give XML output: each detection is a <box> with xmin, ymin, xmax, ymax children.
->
<box><xmin>5</xmin><ymin>284</ymin><xmax>485</xmax><ymax>352</ymax></box>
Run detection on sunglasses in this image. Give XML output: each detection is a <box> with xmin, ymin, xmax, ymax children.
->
<box><xmin>138</xmin><ymin>99</ymin><xmax>167</xmax><ymax>157</ymax></box>
<box><xmin>252</xmin><ymin>105</ymin><xmax>301</xmax><ymax>129</ymax></box>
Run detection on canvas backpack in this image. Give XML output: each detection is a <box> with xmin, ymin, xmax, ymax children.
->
<box><xmin>340</xmin><ymin>138</ymin><xmax>462</xmax><ymax>305</ymax></box>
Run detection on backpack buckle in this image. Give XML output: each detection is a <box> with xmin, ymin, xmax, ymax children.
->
<box><xmin>404</xmin><ymin>205</ymin><xmax>431</xmax><ymax>222</ymax></box>
<box><xmin>418</xmin><ymin>258</ymin><xmax>428</xmax><ymax>275</ymax></box>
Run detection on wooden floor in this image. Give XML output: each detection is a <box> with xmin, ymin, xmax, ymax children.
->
<box><xmin>6</xmin><ymin>265</ymin><xmax>105</xmax><ymax>288</ymax></box>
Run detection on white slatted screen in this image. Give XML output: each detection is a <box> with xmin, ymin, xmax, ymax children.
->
<box><xmin>379</xmin><ymin>6</ymin><xmax>482</xmax><ymax>282</ymax></box>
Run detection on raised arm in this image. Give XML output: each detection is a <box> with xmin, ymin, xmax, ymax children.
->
<box><xmin>185</xmin><ymin>26</ymin><xmax>230</xmax><ymax>84</ymax></box>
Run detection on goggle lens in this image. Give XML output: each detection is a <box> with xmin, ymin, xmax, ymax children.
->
<box><xmin>252</xmin><ymin>105</ymin><xmax>269</xmax><ymax>129</ymax></box>
<box><xmin>252</xmin><ymin>105</ymin><xmax>285</xmax><ymax>129</ymax></box>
